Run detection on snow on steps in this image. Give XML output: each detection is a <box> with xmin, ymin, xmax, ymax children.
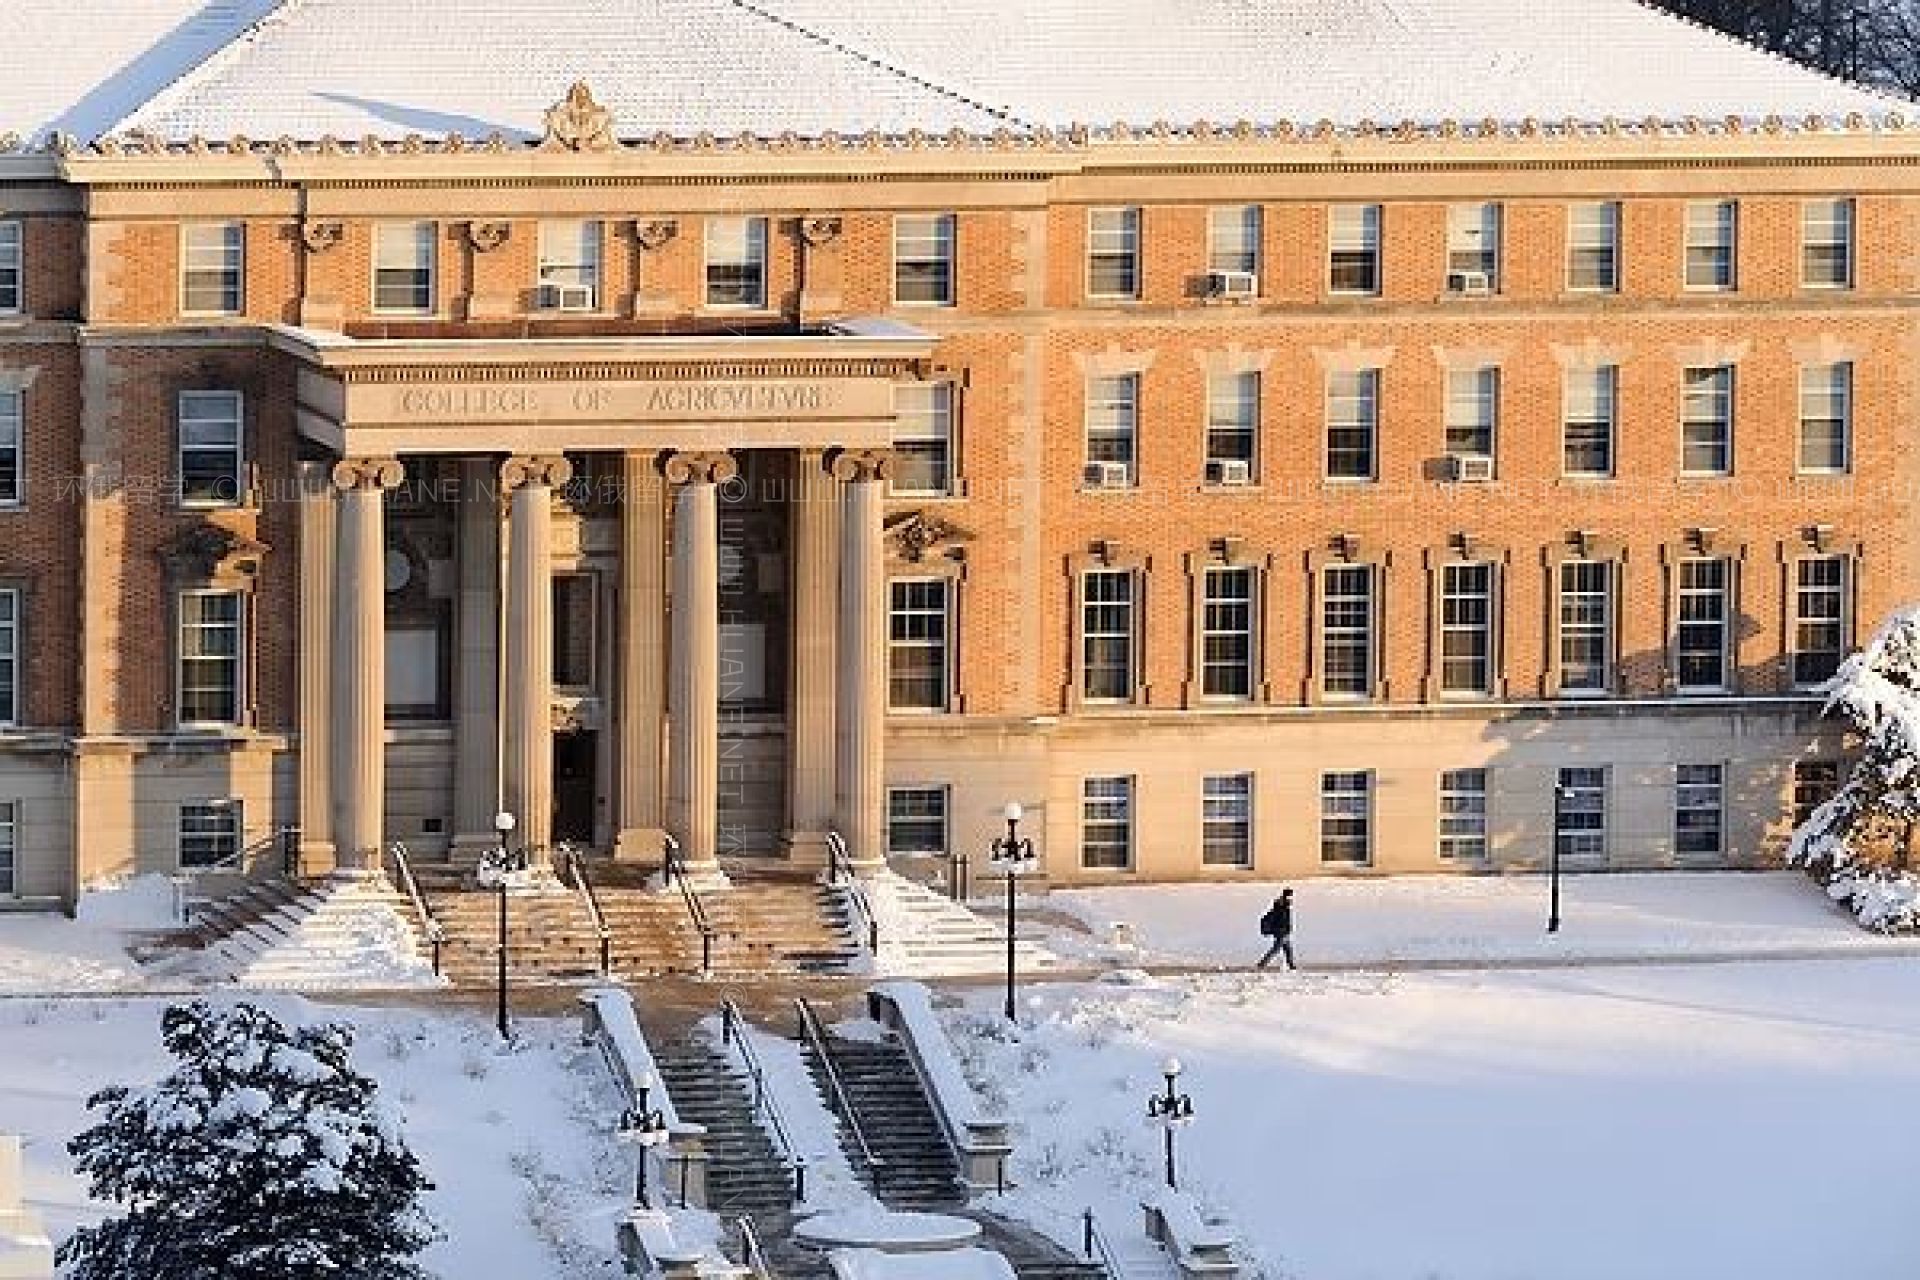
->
<box><xmin>857</xmin><ymin>871</ymin><xmax>1057</xmax><ymax>978</ymax></box>
<box><xmin>208</xmin><ymin>875</ymin><xmax>444</xmax><ymax>990</ymax></box>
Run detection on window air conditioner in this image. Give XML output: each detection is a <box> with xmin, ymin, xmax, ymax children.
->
<box><xmin>1449</xmin><ymin>454</ymin><xmax>1496</xmax><ymax>482</ymax></box>
<box><xmin>1083</xmin><ymin>460</ymin><xmax>1131</xmax><ymax>489</ymax></box>
<box><xmin>1446</xmin><ymin>270</ymin><xmax>1493</xmax><ymax>296</ymax></box>
<box><xmin>1206</xmin><ymin>459</ymin><xmax>1253</xmax><ymax>486</ymax></box>
<box><xmin>535</xmin><ymin>281</ymin><xmax>597</xmax><ymax>311</ymax></box>
<box><xmin>1206</xmin><ymin>270</ymin><xmax>1259</xmax><ymax>300</ymax></box>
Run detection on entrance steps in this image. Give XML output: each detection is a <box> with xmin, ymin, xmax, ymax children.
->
<box><xmin>159</xmin><ymin>875</ymin><xmax>440</xmax><ymax>989</ymax></box>
<box><xmin>860</xmin><ymin>871</ymin><xmax>1058</xmax><ymax>978</ymax></box>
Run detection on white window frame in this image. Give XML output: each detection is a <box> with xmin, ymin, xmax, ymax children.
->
<box><xmin>1567</xmin><ymin>202</ymin><xmax>1619</xmax><ymax>292</ymax></box>
<box><xmin>1798</xmin><ymin>363</ymin><xmax>1851</xmax><ymax>474</ymax></box>
<box><xmin>1680</xmin><ymin>365</ymin><xmax>1734</xmax><ymax>477</ymax></box>
<box><xmin>1081</xmin><ymin>775</ymin><xmax>1134</xmax><ymax>870</ymax></box>
<box><xmin>886</xmin><ymin>785</ymin><xmax>950</xmax><ymax>857</ymax></box>
<box><xmin>893</xmin><ymin>213</ymin><xmax>955</xmax><ymax>306</ymax></box>
<box><xmin>1562</xmin><ymin>365</ymin><xmax>1616</xmax><ymax>478</ymax></box>
<box><xmin>1675</xmin><ymin>763</ymin><xmax>1725</xmax><ymax>859</ymax></box>
<box><xmin>1793</xmin><ymin>759</ymin><xmax>1843</xmax><ymax>827</ymax></box>
<box><xmin>1801</xmin><ymin>198</ymin><xmax>1854</xmax><ymax>290</ymax></box>
<box><xmin>1208</xmin><ymin>206</ymin><xmax>1261</xmax><ymax>276</ymax></box>
<box><xmin>1438</xmin><ymin>768</ymin><xmax>1489</xmax><ymax>862</ymax></box>
<box><xmin>1675</xmin><ymin>557</ymin><xmax>1730</xmax><ymax>693</ymax></box>
<box><xmin>1081</xmin><ymin>569</ymin><xmax>1136</xmax><ymax>703</ymax></box>
<box><xmin>1440</xmin><ymin>561</ymin><xmax>1495</xmax><ymax>697</ymax></box>
<box><xmin>0</xmin><ymin>587</ymin><xmax>17</xmax><ymax>728</ymax></box>
<box><xmin>1325</xmin><ymin>368</ymin><xmax>1378</xmax><ymax>481</ymax></box>
<box><xmin>1445</xmin><ymin>367</ymin><xmax>1497</xmax><ymax>461</ymax></box>
<box><xmin>0</xmin><ymin>220</ymin><xmax>20</xmax><ymax>314</ymax></box>
<box><xmin>1087</xmin><ymin>207</ymin><xmax>1141</xmax><ymax>300</ymax></box>
<box><xmin>1200</xmin><ymin>565</ymin><xmax>1255</xmax><ymax>700</ymax></box>
<box><xmin>1085</xmin><ymin>373</ymin><xmax>1139</xmax><ymax>485</ymax></box>
<box><xmin>177</xmin><ymin>390</ymin><xmax>245</xmax><ymax>508</ymax></box>
<box><xmin>180</xmin><ymin>222</ymin><xmax>244</xmax><ymax>315</ymax></box>
<box><xmin>1558</xmin><ymin>560</ymin><xmax>1613</xmax><ymax>695</ymax></box>
<box><xmin>538</xmin><ymin>219</ymin><xmax>603</xmax><ymax>303</ymax></box>
<box><xmin>1201</xmin><ymin>773</ymin><xmax>1254</xmax><ymax>868</ymax></box>
<box><xmin>1556</xmin><ymin>767</ymin><xmax>1608</xmax><ymax>861</ymax></box>
<box><xmin>1204</xmin><ymin>371</ymin><xmax>1258</xmax><ymax>474</ymax></box>
<box><xmin>1447</xmin><ymin>203</ymin><xmax>1500</xmax><ymax>287</ymax></box>
<box><xmin>1321</xmin><ymin>564</ymin><xmax>1375</xmax><ymax>699</ymax></box>
<box><xmin>179</xmin><ymin>799</ymin><xmax>242</xmax><ymax>869</ymax></box>
<box><xmin>1320</xmin><ymin>770</ymin><xmax>1373</xmax><ymax>865</ymax></box>
<box><xmin>888</xmin><ymin>577</ymin><xmax>951</xmax><ymax>712</ymax></box>
<box><xmin>1792</xmin><ymin>555</ymin><xmax>1847</xmax><ymax>689</ymax></box>
<box><xmin>372</xmin><ymin>220</ymin><xmax>437</xmax><ymax>314</ymax></box>
<box><xmin>1684</xmin><ymin>201</ymin><xmax>1737</xmax><ymax>291</ymax></box>
<box><xmin>0</xmin><ymin>388</ymin><xmax>19</xmax><ymax>506</ymax></box>
<box><xmin>177</xmin><ymin>589</ymin><xmax>245</xmax><ymax>728</ymax></box>
<box><xmin>892</xmin><ymin>382</ymin><xmax>954</xmax><ymax>496</ymax></box>
<box><xmin>1328</xmin><ymin>204</ymin><xmax>1381</xmax><ymax>296</ymax></box>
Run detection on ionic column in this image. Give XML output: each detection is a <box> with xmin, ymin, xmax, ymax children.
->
<box><xmin>832</xmin><ymin>449</ymin><xmax>889</xmax><ymax>870</ymax></box>
<box><xmin>331</xmin><ymin>457</ymin><xmax>406</xmax><ymax>872</ymax></box>
<box><xmin>450</xmin><ymin>457</ymin><xmax>503</xmax><ymax>859</ymax></box>
<box><xmin>665</xmin><ymin>450</ymin><xmax>737</xmax><ymax>882</ymax></box>
<box><xmin>614</xmin><ymin>451</ymin><xmax>667</xmax><ymax>860</ymax></box>
<box><xmin>500</xmin><ymin>455</ymin><xmax>572</xmax><ymax>866</ymax></box>
<box><xmin>784</xmin><ymin>450</ymin><xmax>839</xmax><ymax>863</ymax></box>
<box><xmin>296</xmin><ymin>460</ymin><xmax>337</xmax><ymax>874</ymax></box>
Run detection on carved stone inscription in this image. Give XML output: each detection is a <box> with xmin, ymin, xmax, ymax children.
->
<box><xmin>358</xmin><ymin>378</ymin><xmax>871</xmax><ymax>425</ymax></box>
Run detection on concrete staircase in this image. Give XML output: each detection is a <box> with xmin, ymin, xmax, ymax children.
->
<box><xmin>159</xmin><ymin>875</ymin><xmax>439</xmax><ymax>989</ymax></box>
<box><xmin>801</xmin><ymin>1030</ymin><xmax>968</xmax><ymax>1209</ymax></box>
<box><xmin>862</xmin><ymin>870</ymin><xmax>1058</xmax><ymax>977</ymax></box>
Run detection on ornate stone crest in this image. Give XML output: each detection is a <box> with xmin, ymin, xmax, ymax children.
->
<box><xmin>800</xmin><ymin>216</ymin><xmax>843</xmax><ymax>247</ymax></box>
<box><xmin>633</xmin><ymin>219</ymin><xmax>678</xmax><ymax>251</ymax></box>
<box><xmin>541</xmin><ymin>81</ymin><xmax>618</xmax><ymax>152</ymax></box>
<box><xmin>465</xmin><ymin>221</ymin><xmax>512</xmax><ymax>253</ymax></box>
<box><xmin>300</xmin><ymin>220</ymin><xmax>344</xmax><ymax>255</ymax></box>
<box><xmin>157</xmin><ymin>522</ymin><xmax>268</xmax><ymax>579</ymax></box>
<box><xmin>887</xmin><ymin>510</ymin><xmax>971</xmax><ymax>563</ymax></box>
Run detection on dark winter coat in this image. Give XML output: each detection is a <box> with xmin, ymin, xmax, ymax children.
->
<box><xmin>1260</xmin><ymin>897</ymin><xmax>1292</xmax><ymax>938</ymax></box>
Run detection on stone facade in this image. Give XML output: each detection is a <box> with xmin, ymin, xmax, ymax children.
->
<box><xmin>1</xmin><ymin>106</ymin><xmax>1917</xmax><ymax>905</ymax></box>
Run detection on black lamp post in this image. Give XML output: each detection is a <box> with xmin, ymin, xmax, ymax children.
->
<box><xmin>477</xmin><ymin>810</ymin><xmax>526</xmax><ymax>1040</ymax></box>
<box><xmin>1145</xmin><ymin>1057</ymin><xmax>1194</xmax><ymax>1190</ymax></box>
<box><xmin>989</xmin><ymin>801</ymin><xmax>1038</xmax><ymax>1022</ymax></box>
<box><xmin>618</xmin><ymin>1071</ymin><xmax>670</xmax><ymax>1209</ymax></box>
<box><xmin>1548</xmin><ymin>784</ymin><xmax>1566</xmax><ymax>935</ymax></box>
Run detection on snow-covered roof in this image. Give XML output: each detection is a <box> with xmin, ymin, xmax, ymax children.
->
<box><xmin>0</xmin><ymin>0</ymin><xmax>1905</xmax><ymax>148</ymax></box>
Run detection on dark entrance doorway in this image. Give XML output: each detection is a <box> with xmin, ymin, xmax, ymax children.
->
<box><xmin>553</xmin><ymin>729</ymin><xmax>597</xmax><ymax>846</ymax></box>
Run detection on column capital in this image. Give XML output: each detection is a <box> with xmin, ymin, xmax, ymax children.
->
<box><xmin>827</xmin><ymin>447</ymin><xmax>890</xmax><ymax>484</ymax></box>
<box><xmin>660</xmin><ymin>450</ymin><xmax>739</xmax><ymax>486</ymax></box>
<box><xmin>331</xmin><ymin>457</ymin><xmax>406</xmax><ymax>492</ymax></box>
<box><xmin>500</xmin><ymin>454</ymin><xmax>574</xmax><ymax>491</ymax></box>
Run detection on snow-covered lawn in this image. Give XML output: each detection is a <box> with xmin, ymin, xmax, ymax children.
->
<box><xmin>1045</xmin><ymin>871</ymin><xmax>1914</xmax><ymax>969</ymax></box>
<box><xmin>0</xmin><ymin>995</ymin><xmax>630</xmax><ymax>1278</ymax></box>
<box><xmin>946</xmin><ymin>959</ymin><xmax>1920</xmax><ymax>1280</ymax></box>
<box><xmin>0</xmin><ymin>877</ymin><xmax>181</xmax><ymax>995</ymax></box>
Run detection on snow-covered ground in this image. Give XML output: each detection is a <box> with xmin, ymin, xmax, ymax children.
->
<box><xmin>1044</xmin><ymin>871</ymin><xmax>1915</xmax><ymax>969</ymax></box>
<box><xmin>945</xmin><ymin>958</ymin><xmax>1920</xmax><ymax>1280</ymax></box>
<box><xmin>0</xmin><ymin>995</ymin><xmax>630</xmax><ymax>1278</ymax></box>
<box><xmin>0</xmin><ymin>877</ymin><xmax>180</xmax><ymax>995</ymax></box>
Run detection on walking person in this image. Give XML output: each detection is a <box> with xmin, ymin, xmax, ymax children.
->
<box><xmin>1257</xmin><ymin>889</ymin><xmax>1296</xmax><ymax>970</ymax></box>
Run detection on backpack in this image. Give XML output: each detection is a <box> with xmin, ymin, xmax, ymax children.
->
<box><xmin>1259</xmin><ymin>907</ymin><xmax>1281</xmax><ymax>937</ymax></box>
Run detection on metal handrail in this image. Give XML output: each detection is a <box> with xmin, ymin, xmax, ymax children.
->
<box><xmin>1082</xmin><ymin>1208</ymin><xmax>1125</xmax><ymax>1280</ymax></box>
<box><xmin>386</xmin><ymin>841</ymin><xmax>445</xmax><ymax>977</ymax></box>
<box><xmin>794</xmin><ymin>997</ymin><xmax>881</xmax><ymax>1170</ymax></box>
<box><xmin>559</xmin><ymin>843</ymin><xmax>613</xmax><ymax>976</ymax></box>
<box><xmin>174</xmin><ymin>824</ymin><xmax>302</xmax><ymax>926</ymax></box>
<box><xmin>661</xmin><ymin>834</ymin><xmax>717</xmax><ymax>975</ymax></box>
<box><xmin>823</xmin><ymin>831</ymin><xmax>880</xmax><ymax>953</ymax></box>
<box><xmin>946</xmin><ymin>847</ymin><xmax>973</xmax><ymax>902</ymax></box>
<box><xmin>720</xmin><ymin>1000</ymin><xmax>809</xmax><ymax>1203</ymax></box>
<box><xmin>736</xmin><ymin>1215</ymin><xmax>773</xmax><ymax>1280</ymax></box>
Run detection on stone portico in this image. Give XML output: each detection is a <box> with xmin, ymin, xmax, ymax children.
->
<box><xmin>282</xmin><ymin>321</ymin><xmax>935</xmax><ymax>881</ymax></box>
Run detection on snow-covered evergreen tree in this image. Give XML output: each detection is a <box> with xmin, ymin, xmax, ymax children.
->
<box><xmin>1788</xmin><ymin>606</ymin><xmax>1920</xmax><ymax>931</ymax></box>
<box><xmin>58</xmin><ymin>1001</ymin><xmax>437</xmax><ymax>1280</ymax></box>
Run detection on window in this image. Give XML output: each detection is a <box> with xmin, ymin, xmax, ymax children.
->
<box><xmin>1445</xmin><ymin>367</ymin><xmax>1497</xmax><ymax>460</ymax></box>
<box><xmin>1081</xmin><ymin>570</ymin><xmax>1135</xmax><ymax>701</ymax></box>
<box><xmin>373</xmin><ymin>221</ymin><xmax>436</xmax><ymax>313</ymax></box>
<box><xmin>0</xmin><ymin>389</ymin><xmax>18</xmax><ymax>505</ymax></box>
<box><xmin>1675</xmin><ymin>558</ymin><xmax>1730</xmax><ymax>692</ymax></box>
<box><xmin>1322</xmin><ymin>564</ymin><xmax>1375</xmax><ymax>698</ymax></box>
<box><xmin>1556</xmin><ymin>767</ymin><xmax>1607</xmax><ymax>860</ymax></box>
<box><xmin>552</xmin><ymin>573</ymin><xmax>595</xmax><ymax>689</ymax></box>
<box><xmin>1675</xmin><ymin>763</ymin><xmax>1724</xmax><ymax>858</ymax></box>
<box><xmin>894</xmin><ymin>214</ymin><xmax>955</xmax><ymax>305</ymax></box>
<box><xmin>181</xmin><ymin>222</ymin><xmax>243</xmax><ymax>314</ymax></box>
<box><xmin>1082</xmin><ymin>776</ymin><xmax>1133</xmax><ymax>869</ymax></box>
<box><xmin>1802</xmin><ymin>198</ymin><xmax>1853</xmax><ymax>289</ymax></box>
<box><xmin>1567</xmin><ymin>202</ymin><xmax>1619</xmax><ymax>292</ymax></box>
<box><xmin>1681</xmin><ymin>365</ymin><xmax>1733</xmax><ymax>475</ymax></box>
<box><xmin>1085</xmin><ymin>373</ymin><xmax>1138</xmax><ymax>485</ymax></box>
<box><xmin>1201</xmin><ymin>566</ymin><xmax>1255</xmax><ymax>699</ymax></box>
<box><xmin>1320</xmin><ymin>771</ymin><xmax>1372</xmax><ymax>864</ymax></box>
<box><xmin>1792</xmin><ymin>556</ymin><xmax>1846</xmax><ymax>687</ymax></box>
<box><xmin>1329</xmin><ymin>204</ymin><xmax>1381</xmax><ymax>295</ymax></box>
<box><xmin>1793</xmin><ymin>760</ymin><xmax>1843</xmax><ymax>826</ymax></box>
<box><xmin>177</xmin><ymin>590</ymin><xmax>243</xmax><ymax>725</ymax></box>
<box><xmin>1202</xmin><ymin>773</ymin><xmax>1253</xmax><ymax>867</ymax></box>
<box><xmin>1684</xmin><ymin>201</ymin><xmax>1737</xmax><ymax>290</ymax></box>
<box><xmin>1563</xmin><ymin>365</ymin><xmax>1616</xmax><ymax>477</ymax></box>
<box><xmin>887</xmin><ymin>786</ymin><xmax>949</xmax><ymax>856</ymax></box>
<box><xmin>1439</xmin><ymin>769</ymin><xmax>1489</xmax><ymax>862</ymax></box>
<box><xmin>0</xmin><ymin>800</ymin><xmax>14</xmax><ymax>897</ymax></box>
<box><xmin>893</xmin><ymin>383</ymin><xmax>954</xmax><ymax>495</ymax></box>
<box><xmin>1559</xmin><ymin>560</ymin><xmax>1612</xmax><ymax>693</ymax></box>
<box><xmin>1447</xmin><ymin>203</ymin><xmax>1500</xmax><ymax>288</ymax></box>
<box><xmin>0</xmin><ymin>587</ymin><xmax>16</xmax><ymax>727</ymax></box>
<box><xmin>1087</xmin><ymin>208</ymin><xmax>1140</xmax><ymax>299</ymax></box>
<box><xmin>889</xmin><ymin>578</ymin><xmax>950</xmax><ymax>711</ymax></box>
<box><xmin>177</xmin><ymin>390</ymin><xmax>243</xmax><ymax>506</ymax></box>
<box><xmin>1798</xmin><ymin>363</ymin><xmax>1851</xmax><ymax>473</ymax></box>
<box><xmin>1326</xmin><ymin>368</ymin><xmax>1378</xmax><ymax>481</ymax></box>
<box><xmin>1208</xmin><ymin>206</ymin><xmax>1260</xmax><ymax>276</ymax></box>
<box><xmin>179</xmin><ymin>799</ymin><xmax>241</xmax><ymax>869</ymax></box>
<box><xmin>539</xmin><ymin>220</ymin><xmax>603</xmax><ymax>303</ymax></box>
<box><xmin>0</xmin><ymin>220</ymin><xmax>19</xmax><ymax>313</ymax></box>
<box><xmin>1205</xmin><ymin>371</ymin><xmax>1258</xmax><ymax>473</ymax></box>
<box><xmin>1440</xmin><ymin>562</ymin><xmax>1495</xmax><ymax>695</ymax></box>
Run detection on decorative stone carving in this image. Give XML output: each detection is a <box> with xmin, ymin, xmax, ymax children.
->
<box><xmin>157</xmin><ymin>522</ymin><xmax>269</xmax><ymax>579</ymax></box>
<box><xmin>465</xmin><ymin>220</ymin><xmax>512</xmax><ymax>253</ymax></box>
<box><xmin>827</xmin><ymin>448</ymin><xmax>888</xmax><ymax>485</ymax></box>
<box><xmin>800</xmin><ymin>216</ymin><xmax>844</xmax><ymax>247</ymax></box>
<box><xmin>633</xmin><ymin>218</ymin><xmax>678</xmax><ymax>251</ymax></box>
<box><xmin>301</xmin><ymin>220</ymin><xmax>345</xmax><ymax>254</ymax></box>
<box><xmin>1331</xmin><ymin>531</ymin><xmax>1363</xmax><ymax>562</ymax></box>
<box><xmin>332</xmin><ymin>457</ymin><xmax>406</xmax><ymax>493</ymax></box>
<box><xmin>660</xmin><ymin>451</ymin><xmax>739</xmax><ymax>486</ymax></box>
<box><xmin>542</xmin><ymin>81</ymin><xmax>618</xmax><ymax>152</ymax></box>
<box><xmin>499</xmin><ymin>455</ymin><xmax>573</xmax><ymax>491</ymax></box>
<box><xmin>887</xmin><ymin>510</ymin><xmax>971</xmax><ymax>563</ymax></box>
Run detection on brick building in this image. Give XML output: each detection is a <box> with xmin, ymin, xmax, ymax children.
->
<box><xmin>0</xmin><ymin>0</ymin><xmax>1914</xmax><ymax>907</ymax></box>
